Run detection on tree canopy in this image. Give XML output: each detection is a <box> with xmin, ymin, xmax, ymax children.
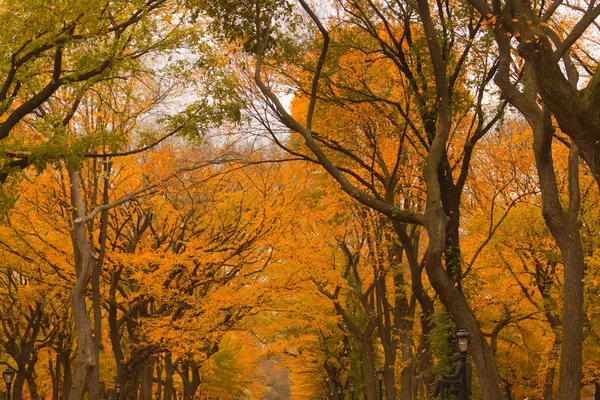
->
<box><xmin>1</xmin><ymin>1</ymin><xmax>600</xmax><ymax>400</ymax></box>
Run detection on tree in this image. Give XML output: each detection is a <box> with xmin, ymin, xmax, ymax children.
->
<box><xmin>200</xmin><ymin>0</ymin><xmax>507</xmax><ymax>397</ymax></box>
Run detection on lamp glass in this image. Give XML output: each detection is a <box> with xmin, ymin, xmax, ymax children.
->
<box><xmin>376</xmin><ymin>369</ymin><xmax>384</xmax><ymax>381</ymax></box>
<box><xmin>349</xmin><ymin>383</ymin><xmax>355</xmax><ymax>392</ymax></box>
<box><xmin>337</xmin><ymin>387</ymin><xmax>342</xmax><ymax>393</ymax></box>
<box><xmin>115</xmin><ymin>383</ymin><xmax>122</xmax><ymax>394</ymax></box>
<box><xmin>3</xmin><ymin>368</ymin><xmax>14</xmax><ymax>385</ymax></box>
<box><xmin>457</xmin><ymin>337</ymin><xmax>469</xmax><ymax>352</ymax></box>
<box><xmin>455</xmin><ymin>329</ymin><xmax>471</xmax><ymax>353</ymax></box>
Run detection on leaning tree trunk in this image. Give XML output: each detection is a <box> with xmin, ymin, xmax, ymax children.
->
<box><xmin>423</xmin><ymin>205</ymin><xmax>503</xmax><ymax>400</ymax></box>
<box><xmin>68</xmin><ymin>166</ymin><xmax>97</xmax><ymax>400</ymax></box>
<box><xmin>416</xmin><ymin>0</ymin><xmax>504</xmax><ymax>397</ymax></box>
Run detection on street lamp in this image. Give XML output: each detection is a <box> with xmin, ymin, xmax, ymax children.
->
<box><xmin>337</xmin><ymin>387</ymin><xmax>342</xmax><ymax>399</ymax></box>
<box><xmin>455</xmin><ymin>329</ymin><xmax>472</xmax><ymax>400</ymax></box>
<box><xmin>349</xmin><ymin>383</ymin><xmax>355</xmax><ymax>400</ymax></box>
<box><xmin>115</xmin><ymin>383</ymin><xmax>122</xmax><ymax>400</ymax></box>
<box><xmin>3</xmin><ymin>368</ymin><xmax>15</xmax><ymax>400</ymax></box>
<box><xmin>376</xmin><ymin>369</ymin><xmax>384</xmax><ymax>400</ymax></box>
<box><xmin>329</xmin><ymin>389</ymin><xmax>333</xmax><ymax>400</ymax></box>
<box><xmin>155</xmin><ymin>390</ymin><xmax>160</xmax><ymax>400</ymax></box>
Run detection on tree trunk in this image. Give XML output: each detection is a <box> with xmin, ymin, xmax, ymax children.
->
<box><xmin>424</xmin><ymin>250</ymin><xmax>503</xmax><ymax>400</ymax></box>
<box><xmin>68</xmin><ymin>166</ymin><xmax>97</xmax><ymax>400</ymax></box>
<box><xmin>557</xmin><ymin>243</ymin><xmax>584</xmax><ymax>400</ymax></box>
<box><xmin>63</xmin><ymin>351</ymin><xmax>73</xmax><ymax>400</ymax></box>
<box><xmin>362</xmin><ymin>338</ymin><xmax>378</xmax><ymax>400</ymax></box>
<box><xmin>375</xmin><ymin>274</ymin><xmax>398</xmax><ymax>400</ymax></box>
<box><xmin>154</xmin><ymin>363</ymin><xmax>163</xmax><ymax>400</ymax></box>
<box><xmin>26</xmin><ymin>375</ymin><xmax>41</xmax><ymax>400</ymax></box>
<box><xmin>393</xmin><ymin>223</ymin><xmax>435</xmax><ymax>392</ymax></box>
<box><xmin>543</xmin><ymin>364</ymin><xmax>556</xmax><ymax>400</ymax></box>
<box><xmin>51</xmin><ymin>356</ymin><xmax>61</xmax><ymax>400</ymax></box>
<box><xmin>141</xmin><ymin>358</ymin><xmax>154</xmax><ymax>400</ymax></box>
<box><xmin>532</xmin><ymin>112</ymin><xmax>584</xmax><ymax>400</ymax></box>
<box><xmin>421</xmin><ymin>137</ymin><xmax>503</xmax><ymax>400</ymax></box>
<box><xmin>164</xmin><ymin>355</ymin><xmax>176</xmax><ymax>400</ymax></box>
<box><xmin>399</xmin><ymin>297</ymin><xmax>416</xmax><ymax>400</ymax></box>
<box><xmin>89</xmin><ymin>238</ymin><xmax>102</xmax><ymax>400</ymax></box>
<box><xmin>543</xmin><ymin>335</ymin><xmax>560</xmax><ymax>400</ymax></box>
<box><xmin>89</xmin><ymin>161</ymin><xmax>110</xmax><ymax>400</ymax></box>
<box><xmin>12</xmin><ymin>372</ymin><xmax>25</xmax><ymax>400</ymax></box>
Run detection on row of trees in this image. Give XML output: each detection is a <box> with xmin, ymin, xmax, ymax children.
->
<box><xmin>1</xmin><ymin>0</ymin><xmax>600</xmax><ymax>399</ymax></box>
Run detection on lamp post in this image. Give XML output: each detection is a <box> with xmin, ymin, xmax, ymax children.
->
<box><xmin>3</xmin><ymin>368</ymin><xmax>15</xmax><ymax>400</ymax></box>
<box><xmin>455</xmin><ymin>329</ymin><xmax>472</xmax><ymax>400</ymax></box>
<box><xmin>115</xmin><ymin>383</ymin><xmax>122</xmax><ymax>400</ymax></box>
<box><xmin>349</xmin><ymin>383</ymin><xmax>355</xmax><ymax>400</ymax></box>
<box><xmin>155</xmin><ymin>390</ymin><xmax>161</xmax><ymax>400</ymax></box>
<box><xmin>376</xmin><ymin>369</ymin><xmax>384</xmax><ymax>400</ymax></box>
<box><xmin>329</xmin><ymin>389</ymin><xmax>333</xmax><ymax>400</ymax></box>
<box><xmin>337</xmin><ymin>387</ymin><xmax>342</xmax><ymax>399</ymax></box>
